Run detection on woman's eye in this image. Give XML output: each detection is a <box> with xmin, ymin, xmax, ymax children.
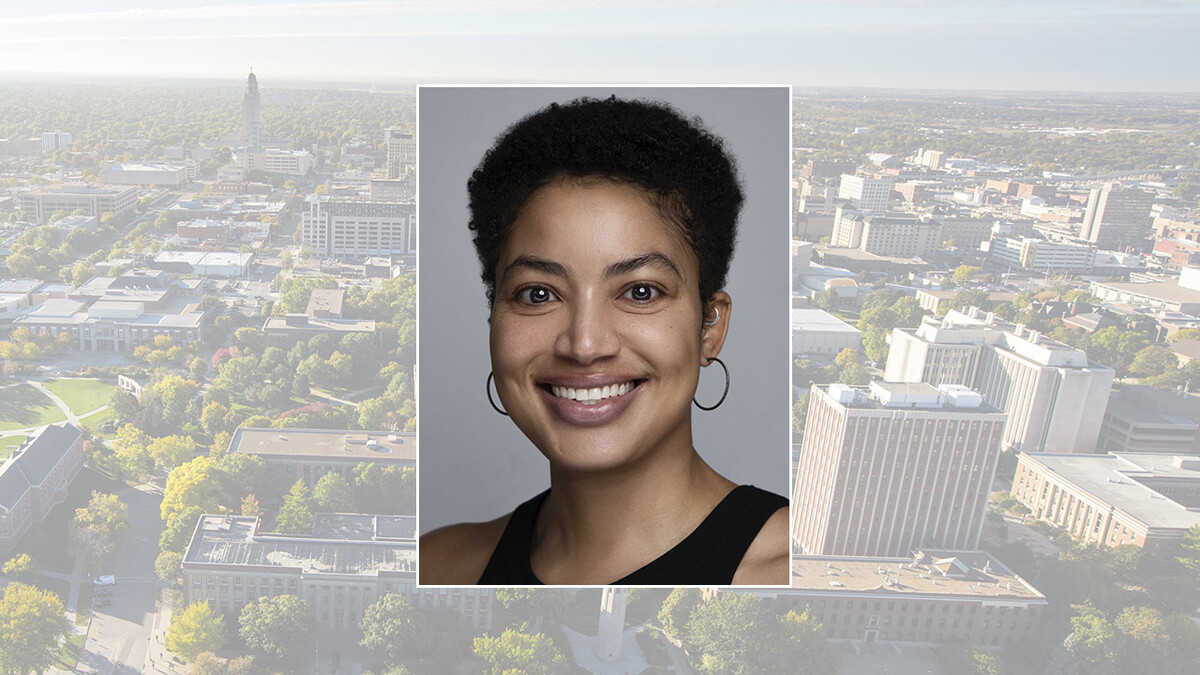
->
<box><xmin>625</xmin><ymin>284</ymin><xmax>660</xmax><ymax>303</ymax></box>
<box><xmin>517</xmin><ymin>286</ymin><xmax>557</xmax><ymax>304</ymax></box>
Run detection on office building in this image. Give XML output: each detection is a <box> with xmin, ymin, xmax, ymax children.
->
<box><xmin>913</xmin><ymin>148</ymin><xmax>944</xmax><ymax>170</ymax></box>
<box><xmin>19</xmin><ymin>184</ymin><xmax>138</xmax><ymax>224</ymax></box>
<box><xmin>227</xmin><ymin>427</ymin><xmax>411</xmax><ymax>493</ymax></box>
<box><xmin>385</xmin><ymin>128</ymin><xmax>415</xmax><ymax>180</ymax></box>
<box><xmin>886</xmin><ymin>310</ymin><xmax>1114</xmax><ymax>454</ymax></box>
<box><xmin>1012</xmin><ymin>452</ymin><xmax>1200</xmax><ymax>555</ymax></box>
<box><xmin>1098</xmin><ymin>385</ymin><xmax>1200</xmax><ymax>454</ymax></box>
<box><xmin>0</xmin><ymin>425</ymin><xmax>84</xmax><ymax>551</ymax></box>
<box><xmin>1081</xmin><ymin>183</ymin><xmax>1154</xmax><ymax>251</ymax></box>
<box><xmin>182</xmin><ymin>513</ymin><xmax>492</xmax><ymax>630</ymax></box>
<box><xmin>791</xmin><ymin>308</ymin><xmax>861</xmax><ymax>357</ymax></box>
<box><xmin>792</xmin><ymin>382</ymin><xmax>1006</xmax><ymax>557</ymax></box>
<box><xmin>240</xmin><ymin>149</ymin><xmax>312</xmax><ymax>176</ymax></box>
<box><xmin>104</xmin><ymin>162</ymin><xmax>190</xmax><ymax>186</ymax></box>
<box><xmin>837</xmin><ymin>175</ymin><xmax>895</xmax><ymax>213</ymax></box>
<box><xmin>831</xmin><ymin>212</ymin><xmax>940</xmax><ymax>257</ymax></box>
<box><xmin>40</xmin><ymin>131</ymin><xmax>72</xmax><ymax>152</ymax></box>
<box><xmin>985</xmin><ymin>235</ymin><xmax>1095</xmax><ymax>274</ymax></box>
<box><xmin>301</xmin><ymin>197</ymin><xmax>416</xmax><ymax>257</ymax></box>
<box><xmin>799</xmin><ymin>160</ymin><xmax>857</xmax><ymax>180</ymax></box>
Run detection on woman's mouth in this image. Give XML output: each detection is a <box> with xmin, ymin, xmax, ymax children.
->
<box><xmin>549</xmin><ymin>381</ymin><xmax>637</xmax><ymax>405</ymax></box>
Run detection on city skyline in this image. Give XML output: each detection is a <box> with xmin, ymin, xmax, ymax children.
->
<box><xmin>0</xmin><ymin>1</ymin><xmax>1197</xmax><ymax>92</ymax></box>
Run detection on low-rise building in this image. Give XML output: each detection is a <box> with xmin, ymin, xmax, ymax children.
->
<box><xmin>1011</xmin><ymin>452</ymin><xmax>1200</xmax><ymax>555</ymax></box>
<box><xmin>734</xmin><ymin>550</ymin><xmax>1046</xmax><ymax>647</ymax></box>
<box><xmin>227</xmin><ymin>427</ymin><xmax>413</xmax><ymax>493</ymax></box>
<box><xmin>262</xmin><ymin>314</ymin><xmax>377</xmax><ymax>349</ymax></box>
<box><xmin>791</xmin><ymin>308</ymin><xmax>861</xmax><ymax>357</ymax></box>
<box><xmin>182</xmin><ymin>513</ymin><xmax>492</xmax><ymax>630</ymax></box>
<box><xmin>1098</xmin><ymin>385</ymin><xmax>1200</xmax><ymax>454</ymax></box>
<box><xmin>19</xmin><ymin>184</ymin><xmax>138</xmax><ymax>223</ymax></box>
<box><xmin>0</xmin><ymin>424</ymin><xmax>84</xmax><ymax>551</ymax></box>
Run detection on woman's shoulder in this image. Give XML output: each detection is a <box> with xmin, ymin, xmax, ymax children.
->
<box><xmin>418</xmin><ymin>514</ymin><xmax>511</xmax><ymax>585</ymax></box>
<box><xmin>731</xmin><ymin>505</ymin><xmax>789</xmax><ymax>585</ymax></box>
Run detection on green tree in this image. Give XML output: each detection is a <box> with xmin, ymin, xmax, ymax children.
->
<box><xmin>685</xmin><ymin>593</ymin><xmax>788</xmax><ymax>674</ymax></box>
<box><xmin>780</xmin><ymin>609</ymin><xmax>838</xmax><ymax>675</ymax></box>
<box><xmin>166</xmin><ymin>601</ymin><xmax>226</xmax><ymax>663</ymax></box>
<box><xmin>947</xmin><ymin>289</ymin><xmax>988</xmax><ymax>314</ymax></box>
<box><xmin>0</xmin><ymin>583</ymin><xmax>72</xmax><ymax>675</ymax></box>
<box><xmin>241</xmin><ymin>494</ymin><xmax>262</xmax><ymax>518</ymax></box>
<box><xmin>359</xmin><ymin>594</ymin><xmax>428</xmax><ymax>664</ymax></box>
<box><xmin>70</xmin><ymin>491</ymin><xmax>130</xmax><ymax>571</ymax></box>
<box><xmin>953</xmin><ymin>264</ymin><xmax>981</xmax><ymax>283</ymax></box>
<box><xmin>1067</xmin><ymin>601</ymin><xmax>1119</xmax><ymax>675</ymax></box>
<box><xmin>1127</xmin><ymin>345</ymin><xmax>1178</xmax><ymax>379</ymax></box>
<box><xmin>657</xmin><ymin>587</ymin><xmax>700</xmax><ymax>640</ymax></box>
<box><xmin>792</xmin><ymin>391</ymin><xmax>811</xmax><ymax>438</ymax></box>
<box><xmin>473</xmin><ymin>629</ymin><xmax>569</xmax><ymax>675</ymax></box>
<box><xmin>148</xmin><ymin>434</ymin><xmax>197</xmax><ymax>473</ymax></box>
<box><xmin>159</xmin><ymin>505</ymin><xmax>204</xmax><ymax>554</ymax></box>
<box><xmin>1177</xmin><ymin>523</ymin><xmax>1200</xmax><ymax>575</ymax></box>
<box><xmin>274</xmin><ymin>479</ymin><xmax>314</xmax><ymax>534</ymax></box>
<box><xmin>494</xmin><ymin>589</ymin><xmax>573</xmax><ymax>626</ymax></box>
<box><xmin>112</xmin><ymin>423</ymin><xmax>153</xmax><ymax>479</ymax></box>
<box><xmin>238</xmin><ymin>594</ymin><xmax>312</xmax><ymax>662</ymax></box>
<box><xmin>155</xmin><ymin>551</ymin><xmax>183</xmax><ymax>582</ymax></box>
<box><xmin>1170</xmin><ymin>328</ymin><xmax>1200</xmax><ymax>343</ymax></box>
<box><xmin>161</xmin><ymin>456</ymin><xmax>221</xmax><ymax>524</ymax></box>
<box><xmin>1</xmin><ymin>553</ymin><xmax>36</xmax><ymax>581</ymax></box>
<box><xmin>312</xmin><ymin>472</ymin><xmax>354</xmax><ymax>513</ymax></box>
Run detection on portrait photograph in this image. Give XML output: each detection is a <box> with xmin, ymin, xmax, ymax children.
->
<box><xmin>416</xmin><ymin>85</ymin><xmax>792</xmax><ymax>586</ymax></box>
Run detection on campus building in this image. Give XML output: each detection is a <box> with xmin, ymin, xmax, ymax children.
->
<box><xmin>885</xmin><ymin>309</ymin><xmax>1114</xmax><ymax>454</ymax></box>
<box><xmin>790</xmin><ymin>308</ymin><xmax>861</xmax><ymax>357</ymax></box>
<box><xmin>792</xmin><ymin>382</ymin><xmax>1006</xmax><ymax>557</ymax></box>
<box><xmin>19</xmin><ymin>184</ymin><xmax>139</xmax><ymax>223</ymax></box>
<box><xmin>830</xmin><ymin>212</ymin><xmax>941</xmax><ymax>257</ymax></box>
<box><xmin>735</xmin><ymin>550</ymin><xmax>1046</xmax><ymax>647</ymax></box>
<box><xmin>300</xmin><ymin>197</ymin><xmax>416</xmax><ymax>258</ymax></box>
<box><xmin>182</xmin><ymin>513</ymin><xmax>493</xmax><ymax>631</ymax></box>
<box><xmin>0</xmin><ymin>424</ymin><xmax>84</xmax><ymax>551</ymax></box>
<box><xmin>1011</xmin><ymin>452</ymin><xmax>1200</xmax><ymax>555</ymax></box>
<box><xmin>837</xmin><ymin>175</ymin><xmax>895</xmax><ymax>213</ymax></box>
<box><xmin>226</xmin><ymin>427</ymin><xmax>413</xmax><ymax>494</ymax></box>
<box><xmin>1098</xmin><ymin>385</ymin><xmax>1200</xmax><ymax>454</ymax></box>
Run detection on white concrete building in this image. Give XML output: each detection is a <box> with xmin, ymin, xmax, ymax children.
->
<box><xmin>301</xmin><ymin>197</ymin><xmax>416</xmax><ymax>257</ymax></box>
<box><xmin>986</xmin><ymin>235</ymin><xmax>1095</xmax><ymax>274</ymax></box>
<box><xmin>19</xmin><ymin>184</ymin><xmax>138</xmax><ymax>223</ymax></box>
<box><xmin>837</xmin><ymin>174</ymin><xmax>895</xmax><ymax>213</ymax></box>
<box><xmin>791</xmin><ymin>308</ymin><xmax>861</xmax><ymax>357</ymax></box>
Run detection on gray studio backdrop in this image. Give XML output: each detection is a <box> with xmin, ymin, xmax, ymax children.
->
<box><xmin>418</xmin><ymin>86</ymin><xmax>790</xmax><ymax>535</ymax></box>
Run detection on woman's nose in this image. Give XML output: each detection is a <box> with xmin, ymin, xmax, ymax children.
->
<box><xmin>555</xmin><ymin>296</ymin><xmax>620</xmax><ymax>365</ymax></box>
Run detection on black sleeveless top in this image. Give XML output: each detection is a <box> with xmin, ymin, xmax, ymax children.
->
<box><xmin>476</xmin><ymin>485</ymin><xmax>787</xmax><ymax>585</ymax></box>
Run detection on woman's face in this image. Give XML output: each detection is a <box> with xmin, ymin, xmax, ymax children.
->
<box><xmin>490</xmin><ymin>178</ymin><xmax>729</xmax><ymax>474</ymax></box>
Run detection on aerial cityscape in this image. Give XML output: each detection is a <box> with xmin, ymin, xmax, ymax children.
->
<box><xmin>1</xmin><ymin>2</ymin><xmax>1199</xmax><ymax>674</ymax></box>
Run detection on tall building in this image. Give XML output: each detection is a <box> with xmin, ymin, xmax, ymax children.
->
<box><xmin>837</xmin><ymin>174</ymin><xmax>895</xmax><ymax>213</ymax></box>
<box><xmin>385</xmin><ymin>128</ymin><xmax>415</xmax><ymax>180</ymax></box>
<box><xmin>1080</xmin><ymin>183</ymin><xmax>1154</xmax><ymax>251</ymax></box>
<box><xmin>243</xmin><ymin>69</ymin><xmax>262</xmax><ymax>152</ymax></box>
<box><xmin>831</xmin><ymin>211</ymin><xmax>941</xmax><ymax>257</ymax></box>
<box><xmin>986</xmin><ymin>235</ymin><xmax>1096</xmax><ymax>274</ymax></box>
<box><xmin>301</xmin><ymin>196</ymin><xmax>416</xmax><ymax>257</ymax></box>
<box><xmin>886</xmin><ymin>309</ymin><xmax>1115</xmax><ymax>454</ymax></box>
<box><xmin>595</xmin><ymin>587</ymin><xmax>627</xmax><ymax>661</ymax></box>
<box><xmin>792</xmin><ymin>382</ymin><xmax>1007</xmax><ymax>557</ymax></box>
<box><xmin>40</xmin><ymin>131</ymin><xmax>72</xmax><ymax>152</ymax></box>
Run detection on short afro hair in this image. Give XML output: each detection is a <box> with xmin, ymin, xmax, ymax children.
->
<box><xmin>467</xmin><ymin>96</ymin><xmax>743</xmax><ymax>309</ymax></box>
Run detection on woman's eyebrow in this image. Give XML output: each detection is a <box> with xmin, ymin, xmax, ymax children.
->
<box><xmin>499</xmin><ymin>255</ymin><xmax>567</xmax><ymax>283</ymax></box>
<box><xmin>605</xmin><ymin>252</ymin><xmax>683</xmax><ymax>280</ymax></box>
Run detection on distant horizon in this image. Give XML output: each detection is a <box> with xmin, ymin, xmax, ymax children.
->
<box><xmin>1</xmin><ymin>1</ymin><xmax>1197</xmax><ymax>93</ymax></box>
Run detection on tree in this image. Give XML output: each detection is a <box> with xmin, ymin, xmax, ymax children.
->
<box><xmin>312</xmin><ymin>472</ymin><xmax>354</xmax><ymax>513</ymax></box>
<box><xmin>70</xmin><ymin>491</ymin><xmax>130</xmax><ymax>571</ymax></box>
<box><xmin>274</xmin><ymin>479</ymin><xmax>314</xmax><ymax>534</ymax></box>
<box><xmin>359</xmin><ymin>594</ymin><xmax>428</xmax><ymax>663</ymax></box>
<box><xmin>1177</xmin><ymin>523</ymin><xmax>1200</xmax><ymax>575</ymax></box>
<box><xmin>241</xmin><ymin>494</ymin><xmax>262</xmax><ymax>518</ymax></box>
<box><xmin>792</xmin><ymin>392</ymin><xmax>811</xmax><ymax>438</ymax></box>
<box><xmin>149</xmin><ymin>434</ymin><xmax>197</xmax><ymax>473</ymax></box>
<box><xmin>473</xmin><ymin>629</ymin><xmax>569</xmax><ymax>675</ymax></box>
<box><xmin>0</xmin><ymin>583</ymin><xmax>72</xmax><ymax>675</ymax></box>
<box><xmin>112</xmin><ymin>423</ymin><xmax>153</xmax><ymax>479</ymax></box>
<box><xmin>954</xmin><ymin>264</ymin><xmax>981</xmax><ymax>283</ymax></box>
<box><xmin>1067</xmin><ymin>601</ymin><xmax>1119</xmax><ymax>675</ymax></box>
<box><xmin>155</xmin><ymin>550</ymin><xmax>183</xmax><ymax>582</ymax></box>
<box><xmin>166</xmin><ymin>602</ymin><xmax>225</xmax><ymax>663</ymax></box>
<box><xmin>161</xmin><ymin>456</ymin><xmax>221</xmax><ymax>524</ymax></box>
<box><xmin>160</xmin><ymin>505</ymin><xmax>204</xmax><ymax>554</ymax></box>
<box><xmin>1127</xmin><ymin>346</ymin><xmax>1178</xmax><ymax>379</ymax></box>
<box><xmin>947</xmin><ymin>289</ymin><xmax>988</xmax><ymax>314</ymax></box>
<box><xmin>2</xmin><ymin>553</ymin><xmax>36</xmax><ymax>581</ymax></box>
<box><xmin>658</xmin><ymin>587</ymin><xmax>700</xmax><ymax>640</ymax></box>
<box><xmin>780</xmin><ymin>609</ymin><xmax>838</xmax><ymax>675</ymax></box>
<box><xmin>493</xmin><ymin>589</ymin><xmax>572</xmax><ymax>627</ymax></box>
<box><xmin>1171</xmin><ymin>328</ymin><xmax>1200</xmax><ymax>343</ymax></box>
<box><xmin>238</xmin><ymin>594</ymin><xmax>312</xmax><ymax>662</ymax></box>
<box><xmin>685</xmin><ymin>593</ymin><xmax>788</xmax><ymax>674</ymax></box>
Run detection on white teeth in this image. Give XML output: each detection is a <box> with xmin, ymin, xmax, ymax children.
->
<box><xmin>551</xmin><ymin>382</ymin><xmax>634</xmax><ymax>404</ymax></box>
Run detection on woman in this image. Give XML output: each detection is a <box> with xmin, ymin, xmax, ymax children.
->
<box><xmin>420</xmin><ymin>96</ymin><xmax>788</xmax><ymax>585</ymax></box>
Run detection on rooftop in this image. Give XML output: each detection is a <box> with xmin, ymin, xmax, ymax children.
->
<box><xmin>228</xmin><ymin>427</ymin><xmax>415</xmax><ymax>462</ymax></box>
<box><xmin>1022</xmin><ymin>452</ymin><xmax>1200</xmax><ymax>530</ymax></box>
<box><xmin>0</xmin><ymin>424</ymin><xmax>82</xmax><ymax>512</ymax></box>
<box><xmin>183</xmin><ymin>515</ymin><xmax>415</xmax><ymax>576</ymax></box>
<box><xmin>791</xmin><ymin>308</ymin><xmax>860</xmax><ymax>334</ymax></box>
<box><xmin>789</xmin><ymin>550</ymin><xmax>1044</xmax><ymax>601</ymax></box>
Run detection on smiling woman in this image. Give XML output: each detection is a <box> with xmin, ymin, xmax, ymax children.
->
<box><xmin>417</xmin><ymin>88</ymin><xmax>791</xmax><ymax>586</ymax></box>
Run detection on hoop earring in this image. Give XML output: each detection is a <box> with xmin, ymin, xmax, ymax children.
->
<box><xmin>486</xmin><ymin>372</ymin><xmax>508</xmax><ymax>416</ymax></box>
<box><xmin>704</xmin><ymin>306</ymin><xmax>720</xmax><ymax>327</ymax></box>
<box><xmin>693</xmin><ymin>357</ymin><xmax>729</xmax><ymax>411</ymax></box>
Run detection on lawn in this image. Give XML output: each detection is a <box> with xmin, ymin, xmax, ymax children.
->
<box><xmin>79</xmin><ymin>407</ymin><xmax>117</xmax><ymax>439</ymax></box>
<box><xmin>42</xmin><ymin>378</ymin><xmax>117</xmax><ymax>415</ymax></box>
<box><xmin>0</xmin><ymin>384</ymin><xmax>67</xmax><ymax>432</ymax></box>
<box><xmin>0</xmin><ymin>433</ymin><xmax>26</xmax><ymax>459</ymax></box>
<box><xmin>55</xmin><ymin>633</ymin><xmax>86</xmax><ymax>672</ymax></box>
<box><xmin>76</xmin><ymin>583</ymin><xmax>93</xmax><ymax>626</ymax></box>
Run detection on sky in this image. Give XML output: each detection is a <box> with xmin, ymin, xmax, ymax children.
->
<box><xmin>0</xmin><ymin>1</ymin><xmax>1197</xmax><ymax>91</ymax></box>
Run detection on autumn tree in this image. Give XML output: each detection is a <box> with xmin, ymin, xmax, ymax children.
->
<box><xmin>473</xmin><ymin>629</ymin><xmax>569</xmax><ymax>675</ymax></box>
<box><xmin>274</xmin><ymin>479</ymin><xmax>314</xmax><ymax>534</ymax></box>
<box><xmin>166</xmin><ymin>601</ymin><xmax>226</xmax><ymax>663</ymax></box>
<box><xmin>70</xmin><ymin>491</ymin><xmax>130</xmax><ymax>571</ymax></box>
<box><xmin>0</xmin><ymin>583</ymin><xmax>72</xmax><ymax>675</ymax></box>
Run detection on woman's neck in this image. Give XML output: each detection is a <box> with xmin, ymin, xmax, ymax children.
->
<box><xmin>530</xmin><ymin>441</ymin><xmax>735</xmax><ymax>584</ymax></box>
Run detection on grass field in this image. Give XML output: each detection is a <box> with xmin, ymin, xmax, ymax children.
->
<box><xmin>0</xmin><ymin>384</ymin><xmax>67</xmax><ymax>432</ymax></box>
<box><xmin>42</xmin><ymin>378</ymin><xmax>116</xmax><ymax>415</ymax></box>
<box><xmin>0</xmin><ymin>433</ymin><xmax>26</xmax><ymax>459</ymax></box>
<box><xmin>79</xmin><ymin>407</ymin><xmax>117</xmax><ymax>439</ymax></box>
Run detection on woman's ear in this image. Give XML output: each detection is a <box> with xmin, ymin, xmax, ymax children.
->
<box><xmin>700</xmin><ymin>291</ymin><xmax>732</xmax><ymax>363</ymax></box>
